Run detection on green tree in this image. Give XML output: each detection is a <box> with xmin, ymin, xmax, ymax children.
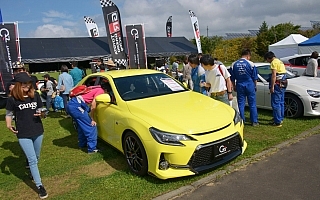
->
<box><xmin>256</xmin><ymin>21</ymin><xmax>269</xmax><ymax>57</ymax></box>
<box><xmin>299</xmin><ymin>22</ymin><xmax>320</xmax><ymax>38</ymax></box>
<box><xmin>190</xmin><ymin>35</ymin><xmax>223</xmax><ymax>54</ymax></box>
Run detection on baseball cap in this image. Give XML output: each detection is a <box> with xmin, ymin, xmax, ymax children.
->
<box><xmin>14</xmin><ymin>72</ymin><xmax>32</xmax><ymax>83</ymax></box>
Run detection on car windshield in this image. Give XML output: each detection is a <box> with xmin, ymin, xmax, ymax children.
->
<box><xmin>114</xmin><ymin>73</ymin><xmax>187</xmax><ymax>101</ymax></box>
<box><xmin>257</xmin><ymin>64</ymin><xmax>297</xmax><ymax>82</ymax></box>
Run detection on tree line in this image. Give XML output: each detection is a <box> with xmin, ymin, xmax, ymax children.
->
<box><xmin>190</xmin><ymin>21</ymin><xmax>320</xmax><ymax>63</ymax></box>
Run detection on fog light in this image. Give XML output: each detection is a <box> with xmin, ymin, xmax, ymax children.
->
<box><xmin>159</xmin><ymin>160</ymin><xmax>169</xmax><ymax>170</ymax></box>
<box><xmin>311</xmin><ymin>101</ymin><xmax>319</xmax><ymax>110</ymax></box>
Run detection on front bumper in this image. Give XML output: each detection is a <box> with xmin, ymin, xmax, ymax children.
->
<box><xmin>302</xmin><ymin>95</ymin><xmax>320</xmax><ymax>116</ymax></box>
<box><xmin>145</xmin><ymin>122</ymin><xmax>246</xmax><ymax>179</ymax></box>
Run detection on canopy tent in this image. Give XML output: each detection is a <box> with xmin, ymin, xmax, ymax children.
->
<box><xmin>20</xmin><ymin>36</ymin><xmax>197</xmax><ymax>63</ymax></box>
<box><xmin>298</xmin><ymin>33</ymin><xmax>320</xmax><ymax>54</ymax></box>
<box><xmin>268</xmin><ymin>34</ymin><xmax>308</xmax><ymax>58</ymax></box>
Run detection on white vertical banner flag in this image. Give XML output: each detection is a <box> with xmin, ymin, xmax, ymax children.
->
<box><xmin>84</xmin><ymin>16</ymin><xmax>100</xmax><ymax>37</ymax></box>
<box><xmin>189</xmin><ymin>10</ymin><xmax>202</xmax><ymax>53</ymax></box>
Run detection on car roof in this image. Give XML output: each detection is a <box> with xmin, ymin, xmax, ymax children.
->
<box><xmin>280</xmin><ymin>54</ymin><xmax>311</xmax><ymax>60</ymax></box>
<box><xmin>254</xmin><ymin>62</ymin><xmax>270</xmax><ymax>67</ymax></box>
<box><xmin>90</xmin><ymin>69</ymin><xmax>161</xmax><ymax>78</ymax></box>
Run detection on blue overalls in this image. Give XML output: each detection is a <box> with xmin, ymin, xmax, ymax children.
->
<box><xmin>230</xmin><ymin>59</ymin><xmax>258</xmax><ymax>123</ymax></box>
<box><xmin>66</xmin><ymin>97</ymin><xmax>97</xmax><ymax>153</ymax></box>
<box><xmin>270</xmin><ymin>74</ymin><xmax>286</xmax><ymax>124</ymax></box>
<box><xmin>191</xmin><ymin>65</ymin><xmax>207</xmax><ymax>95</ymax></box>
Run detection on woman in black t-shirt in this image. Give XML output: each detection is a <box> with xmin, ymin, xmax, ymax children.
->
<box><xmin>5</xmin><ymin>72</ymin><xmax>48</xmax><ymax>199</ymax></box>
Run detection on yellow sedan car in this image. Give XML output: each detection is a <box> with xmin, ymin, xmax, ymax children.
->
<box><xmin>80</xmin><ymin>69</ymin><xmax>247</xmax><ymax>179</ymax></box>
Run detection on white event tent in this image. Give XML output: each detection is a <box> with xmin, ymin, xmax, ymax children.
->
<box><xmin>268</xmin><ymin>34</ymin><xmax>308</xmax><ymax>58</ymax></box>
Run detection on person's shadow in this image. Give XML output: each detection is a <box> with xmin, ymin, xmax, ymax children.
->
<box><xmin>0</xmin><ymin>141</ymin><xmax>38</xmax><ymax>193</ymax></box>
<box><xmin>52</xmin><ymin>117</ymin><xmax>82</xmax><ymax>150</ymax></box>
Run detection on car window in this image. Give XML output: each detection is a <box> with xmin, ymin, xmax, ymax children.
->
<box><xmin>84</xmin><ymin>77</ymin><xmax>98</xmax><ymax>86</ymax></box>
<box><xmin>257</xmin><ymin>64</ymin><xmax>297</xmax><ymax>81</ymax></box>
<box><xmin>98</xmin><ymin>77</ymin><xmax>116</xmax><ymax>104</ymax></box>
<box><xmin>114</xmin><ymin>73</ymin><xmax>187</xmax><ymax>101</ymax></box>
<box><xmin>289</xmin><ymin>56</ymin><xmax>309</xmax><ymax>66</ymax></box>
<box><xmin>257</xmin><ymin>65</ymin><xmax>271</xmax><ymax>81</ymax></box>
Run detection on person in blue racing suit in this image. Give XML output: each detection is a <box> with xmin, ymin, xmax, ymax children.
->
<box><xmin>230</xmin><ymin>49</ymin><xmax>259</xmax><ymax>126</ymax></box>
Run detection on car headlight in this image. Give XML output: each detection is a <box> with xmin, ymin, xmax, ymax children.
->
<box><xmin>233</xmin><ymin>109</ymin><xmax>242</xmax><ymax>126</ymax></box>
<box><xmin>149</xmin><ymin>127</ymin><xmax>195</xmax><ymax>146</ymax></box>
<box><xmin>307</xmin><ymin>90</ymin><xmax>320</xmax><ymax>98</ymax></box>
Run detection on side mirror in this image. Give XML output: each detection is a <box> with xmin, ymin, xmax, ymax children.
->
<box><xmin>95</xmin><ymin>94</ymin><xmax>111</xmax><ymax>104</ymax></box>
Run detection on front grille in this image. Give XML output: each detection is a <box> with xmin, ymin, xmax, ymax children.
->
<box><xmin>188</xmin><ymin>133</ymin><xmax>242</xmax><ymax>171</ymax></box>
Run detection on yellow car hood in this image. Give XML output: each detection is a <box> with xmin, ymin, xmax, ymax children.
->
<box><xmin>126</xmin><ymin>91</ymin><xmax>234</xmax><ymax>134</ymax></box>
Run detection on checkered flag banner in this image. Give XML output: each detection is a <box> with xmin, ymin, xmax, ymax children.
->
<box><xmin>189</xmin><ymin>10</ymin><xmax>202</xmax><ymax>53</ymax></box>
<box><xmin>99</xmin><ymin>0</ymin><xmax>127</xmax><ymax>67</ymax></box>
<box><xmin>100</xmin><ymin>0</ymin><xmax>115</xmax><ymax>7</ymax></box>
<box><xmin>84</xmin><ymin>16</ymin><xmax>96</xmax><ymax>24</ymax></box>
<box><xmin>189</xmin><ymin>10</ymin><xmax>196</xmax><ymax>17</ymax></box>
<box><xmin>114</xmin><ymin>58</ymin><xmax>127</xmax><ymax>66</ymax></box>
<box><xmin>84</xmin><ymin>16</ymin><xmax>99</xmax><ymax>37</ymax></box>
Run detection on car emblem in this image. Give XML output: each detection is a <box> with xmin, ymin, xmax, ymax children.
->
<box><xmin>219</xmin><ymin>145</ymin><xmax>228</xmax><ymax>153</ymax></box>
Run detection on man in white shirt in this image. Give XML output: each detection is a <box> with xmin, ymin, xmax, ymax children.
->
<box><xmin>200</xmin><ymin>54</ymin><xmax>233</xmax><ymax>105</ymax></box>
<box><xmin>304</xmin><ymin>51</ymin><xmax>319</xmax><ymax>77</ymax></box>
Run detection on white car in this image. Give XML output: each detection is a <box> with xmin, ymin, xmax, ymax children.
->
<box><xmin>254</xmin><ymin>63</ymin><xmax>320</xmax><ymax>118</ymax></box>
<box><xmin>280</xmin><ymin>54</ymin><xmax>320</xmax><ymax>76</ymax></box>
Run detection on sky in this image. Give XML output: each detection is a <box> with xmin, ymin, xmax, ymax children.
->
<box><xmin>0</xmin><ymin>0</ymin><xmax>319</xmax><ymax>40</ymax></box>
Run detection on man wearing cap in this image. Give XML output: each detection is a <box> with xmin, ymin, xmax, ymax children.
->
<box><xmin>106</xmin><ymin>59</ymin><xmax>117</xmax><ymax>71</ymax></box>
<box><xmin>42</xmin><ymin>74</ymin><xmax>55</xmax><ymax>114</ymax></box>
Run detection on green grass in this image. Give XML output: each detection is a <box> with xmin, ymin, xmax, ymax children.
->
<box><xmin>32</xmin><ymin>69</ymin><xmax>92</xmax><ymax>81</ymax></box>
<box><xmin>0</xmin><ymin>108</ymin><xmax>320</xmax><ymax>199</ymax></box>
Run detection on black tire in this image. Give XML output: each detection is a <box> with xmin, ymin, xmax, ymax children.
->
<box><xmin>285</xmin><ymin>94</ymin><xmax>303</xmax><ymax>118</ymax></box>
<box><xmin>122</xmin><ymin>131</ymin><xmax>148</xmax><ymax>176</ymax></box>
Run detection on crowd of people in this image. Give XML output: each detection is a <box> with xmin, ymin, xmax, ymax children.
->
<box><xmin>177</xmin><ymin>50</ymin><xmax>294</xmax><ymax>128</ymax></box>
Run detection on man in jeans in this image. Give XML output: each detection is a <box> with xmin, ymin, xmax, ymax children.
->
<box><xmin>42</xmin><ymin>74</ymin><xmax>54</xmax><ymax>114</ymax></box>
<box><xmin>264</xmin><ymin>51</ymin><xmax>287</xmax><ymax>127</ymax></box>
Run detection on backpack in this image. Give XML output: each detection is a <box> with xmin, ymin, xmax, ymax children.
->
<box><xmin>69</xmin><ymin>85</ymin><xmax>100</xmax><ymax>98</ymax></box>
<box><xmin>53</xmin><ymin>95</ymin><xmax>64</xmax><ymax>110</ymax></box>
